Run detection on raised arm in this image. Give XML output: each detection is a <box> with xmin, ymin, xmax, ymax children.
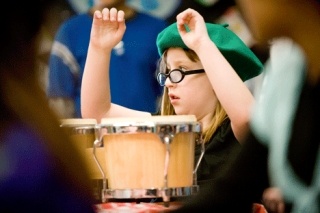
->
<box><xmin>81</xmin><ymin>8</ymin><xmax>150</xmax><ymax>122</ymax></box>
<box><xmin>176</xmin><ymin>9</ymin><xmax>255</xmax><ymax>142</ymax></box>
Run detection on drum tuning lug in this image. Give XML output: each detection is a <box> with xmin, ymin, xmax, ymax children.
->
<box><xmin>162</xmin><ymin>134</ymin><xmax>174</xmax><ymax>144</ymax></box>
<box><xmin>93</xmin><ymin>139</ymin><xmax>103</xmax><ymax>147</ymax></box>
<box><xmin>158</xmin><ymin>125</ymin><xmax>175</xmax><ymax>144</ymax></box>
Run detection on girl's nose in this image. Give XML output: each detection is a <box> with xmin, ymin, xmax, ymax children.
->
<box><xmin>165</xmin><ymin>77</ymin><xmax>175</xmax><ymax>87</ymax></box>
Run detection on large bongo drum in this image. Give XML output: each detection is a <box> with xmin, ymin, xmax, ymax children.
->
<box><xmin>94</xmin><ymin>115</ymin><xmax>203</xmax><ymax>203</ymax></box>
<box><xmin>60</xmin><ymin>118</ymin><xmax>106</xmax><ymax>201</ymax></box>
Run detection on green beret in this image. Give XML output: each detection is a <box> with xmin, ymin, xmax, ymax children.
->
<box><xmin>156</xmin><ymin>22</ymin><xmax>263</xmax><ymax>81</ymax></box>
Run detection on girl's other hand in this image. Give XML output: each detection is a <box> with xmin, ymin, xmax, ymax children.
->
<box><xmin>90</xmin><ymin>7</ymin><xmax>126</xmax><ymax>51</ymax></box>
<box><xmin>175</xmin><ymin>8</ymin><xmax>210</xmax><ymax>51</ymax></box>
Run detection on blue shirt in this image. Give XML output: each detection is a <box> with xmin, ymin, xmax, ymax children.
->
<box><xmin>47</xmin><ymin>12</ymin><xmax>167</xmax><ymax>117</ymax></box>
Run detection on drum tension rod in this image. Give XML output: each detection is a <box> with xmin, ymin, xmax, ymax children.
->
<box><xmin>93</xmin><ymin>127</ymin><xmax>108</xmax><ymax>203</ymax></box>
<box><xmin>158</xmin><ymin>125</ymin><xmax>175</xmax><ymax>207</ymax></box>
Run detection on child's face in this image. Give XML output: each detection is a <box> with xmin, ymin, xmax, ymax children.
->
<box><xmin>165</xmin><ymin>48</ymin><xmax>217</xmax><ymax>118</ymax></box>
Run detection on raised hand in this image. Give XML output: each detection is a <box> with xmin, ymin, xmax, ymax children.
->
<box><xmin>90</xmin><ymin>7</ymin><xmax>126</xmax><ymax>52</ymax></box>
<box><xmin>175</xmin><ymin>8</ymin><xmax>211</xmax><ymax>52</ymax></box>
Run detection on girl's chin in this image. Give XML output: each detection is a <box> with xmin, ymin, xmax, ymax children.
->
<box><xmin>172</xmin><ymin>109</ymin><xmax>186</xmax><ymax>116</ymax></box>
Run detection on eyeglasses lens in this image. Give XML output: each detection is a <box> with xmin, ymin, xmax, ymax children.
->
<box><xmin>157</xmin><ymin>70</ymin><xmax>183</xmax><ymax>86</ymax></box>
<box><xmin>170</xmin><ymin>70</ymin><xmax>183</xmax><ymax>83</ymax></box>
<box><xmin>157</xmin><ymin>73</ymin><xmax>166</xmax><ymax>86</ymax></box>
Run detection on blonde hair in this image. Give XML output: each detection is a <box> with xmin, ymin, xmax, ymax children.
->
<box><xmin>159</xmin><ymin>49</ymin><xmax>228</xmax><ymax>143</ymax></box>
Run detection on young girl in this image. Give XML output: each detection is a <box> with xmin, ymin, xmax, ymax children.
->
<box><xmin>81</xmin><ymin>8</ymin><xmax>262</xmax><ymax>183</ymax></box>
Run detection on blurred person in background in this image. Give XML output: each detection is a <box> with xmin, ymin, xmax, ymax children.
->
<box><xmin>173</xmin><ymin>0</ymin><xmax>320</xmax><ymax>212</ymax></box>
<box><xmin>47</xmin><ymin>0</ymin><xmax>167</xmax><ymax>118</ymax></box>
<box><xmin>0</xmin><ymin>0</ymin><xmax>96</xmax><ymax>212</ymax></box>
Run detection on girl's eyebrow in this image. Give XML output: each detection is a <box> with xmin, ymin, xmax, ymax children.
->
<box><xmin>167</xmin><ymin>61</ymin><xmax>192</xmax><ymax>69</ymax></box>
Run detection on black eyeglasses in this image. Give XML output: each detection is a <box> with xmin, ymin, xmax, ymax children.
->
<box><xmin>157</xmin><ymin>69</ymin><xmax>205</xmax><ymax>86</ymax></box>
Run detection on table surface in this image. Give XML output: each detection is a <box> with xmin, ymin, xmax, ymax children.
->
<box><xmin>94</xmin><ymin>202</ymin><xmax>267</xmax><ymax>213</ymax></box>
<box><xmin>95</xmin><ymin>201</ymin><xmax>182</xmax><ymax>213</ymax></box>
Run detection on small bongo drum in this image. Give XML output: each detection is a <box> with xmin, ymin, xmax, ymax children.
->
<box><xmin>94</xmin><ymin>115</ymin><xmax>203</xmax><ymax>203</ymax></box>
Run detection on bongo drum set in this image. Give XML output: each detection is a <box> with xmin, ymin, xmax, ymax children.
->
<box><xmin>60</xmin><ymin>115</ymin><xmax>204</xmax><ymax>205</ymax></box>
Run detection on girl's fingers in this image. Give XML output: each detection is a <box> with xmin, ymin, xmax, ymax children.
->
<box><xmin>176</xmin><ymin>8</ymin><xmax>196</xmax><ymax>25</ymax></box>
<box><xmin>94</xmin><ymin>10</ymin><xmax>102</xmax><ymax>19</ymax></box>
<box><xmin>94</xmin><ymin>8</ymin><xmax>124</xmax><ymax>22</ymax></box>
<box><xmin>118</xmin><ymin>10</ymin><xmax>125</xmax><ymax>22</ymax></box>
<box><xmin>93</xmin><ymin>8</ymin><xmax>125</xmax><ymax>23</ymax></box>
<box><xmin>102</xmin><ymin>8</ymin><xmax>110</xmax><ymax>21</ymax></box>
<box><xmin>177</xmin><ymin>23</ymin><xmax>187</xmax><ymax>35</ymax></box>
<box><xmin>109</xmin><ymin>8</ymin><xmax>118</xmax><ymax>21</ymax></box>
